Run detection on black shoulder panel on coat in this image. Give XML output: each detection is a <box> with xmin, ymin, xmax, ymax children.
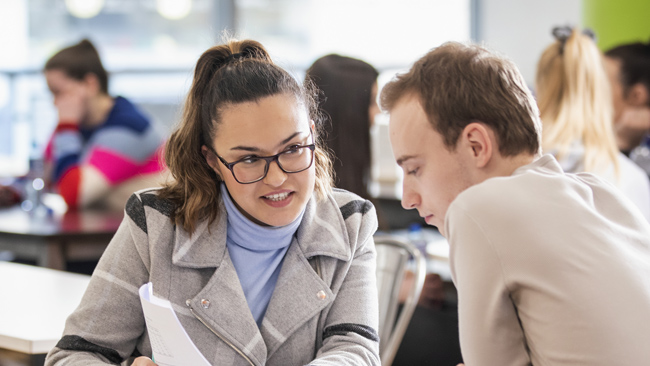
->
<box><xmin>126</xmin><ymin>194</ymin><xmax>147</xmax><ymax>234</ymax></box>
<box><xmin>340</xmin><ymin>200</ymin><xmax>372</xmax><ymax>220</ymax></box>
<box><xmin>140</xmin><ymin>192</ymin><xmax>174</xmax><ymax>217</ymax></box>
<box><xmin>56</xmin><ymin>335</ymin><xmax>123</xmax><ymax>364</ymax></box>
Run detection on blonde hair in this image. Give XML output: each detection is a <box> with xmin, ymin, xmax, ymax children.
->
<box><xmin>159</xmin><ymin>39</ymin><xmax>333</xmax><ymax>234</ymax></box>
<box><xmin>536</xmin><ymin>28</ymin><xmax>619</xmax><ymax>176</ymax></box>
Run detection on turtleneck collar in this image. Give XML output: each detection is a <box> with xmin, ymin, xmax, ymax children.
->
<box><xmin>220</xmin><ymin>183</ymin><xmax>304</xmax><ymax>251</ymax></box>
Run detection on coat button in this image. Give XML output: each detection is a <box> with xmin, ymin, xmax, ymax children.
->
<box><xmin>201</xmin><ymin>299</ymin><xmax>210</xmax><ymax>309</ymax></box>
<box><xmin>317</xmin><ymin>290</ymin><xmax>327</xmax><ymax>300</ymax></box>
<box><xmin>185</xmin><ymin>299</ymin><xmax>191</xmax><ymax>307</ymax></box>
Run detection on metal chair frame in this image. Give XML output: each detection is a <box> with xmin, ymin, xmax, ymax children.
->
<box><xmin>374</xmin><ymin>235</ymin><xmax>426</xmax><ymax>366</ymax></box>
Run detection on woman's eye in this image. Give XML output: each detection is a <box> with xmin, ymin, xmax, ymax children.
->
<box><xmin>284</xmin><ymin>145</ymin><xmax>302</xmax><ymax>154</ymax></box>
<box><xmin>241</xmin><ymin>156</ymin><xmax>260</xmax><ymax>164</ymax></box>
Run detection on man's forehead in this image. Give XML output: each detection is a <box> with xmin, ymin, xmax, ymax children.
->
<box><xmin>389</xmin><ymin>95</ymin><xmax>428</xmax><ymax>134</ymax></box>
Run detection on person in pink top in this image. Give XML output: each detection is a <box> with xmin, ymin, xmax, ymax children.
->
<box><xmin>41</xmin><ymin>39</ymin><xmax>166</xmax><ymax>211</ymax></box>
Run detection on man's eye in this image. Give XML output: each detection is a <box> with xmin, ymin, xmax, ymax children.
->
<box><xmin>407</xmin><ymin>168</ymin><xmax>419</xmax><ymax>176</ymax></box>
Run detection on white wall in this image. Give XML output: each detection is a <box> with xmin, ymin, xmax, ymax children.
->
<box><xmin>477</xmin><ymin>0</ymin><xmax>582</xmax><ymax>87</ymax></box>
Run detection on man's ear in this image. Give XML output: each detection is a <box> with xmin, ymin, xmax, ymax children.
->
<box><xmin>201</xmin><ymin>145</ymin><xmax>222</xmax><ymax>178</ymax></box>
<box><xmin>460</xmin><ymin>122</ymin><xmax>493</xmax><ymax>168</ymax></box>
<box><xmin>627</xmin><ymin>83</ymin><xmax>650</xmax><ymax>107</ymax></box>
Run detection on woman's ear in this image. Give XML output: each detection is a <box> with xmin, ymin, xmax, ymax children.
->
<box><xmin>460</xmin><ymin>122</ymin><xmax>493</xmax><ymax>168</ymax></box>
<box><xmin>627</xmin><ymin>83</ymin><xmax>650</xmax><ymax>107</ymax></box>
<box><xmin>201</xmin><ymin>145</ymin><xmax>222</xmax><ymax>177</ymax></box>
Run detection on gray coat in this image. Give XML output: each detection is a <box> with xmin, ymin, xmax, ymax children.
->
<box><xmin>45</xmin><ymin>188</ymin><xmax>380</xmax><ymax>366</ymax></box>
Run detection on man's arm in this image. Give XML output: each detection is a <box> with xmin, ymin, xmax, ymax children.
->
<box><xmin>447</xmin><ymin>209</ymin><xmax>531</xmax><ymax>366</ymax></box>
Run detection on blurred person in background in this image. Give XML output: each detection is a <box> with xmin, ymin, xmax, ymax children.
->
<box><xmin>0</xmin><ymin>39</ymin><xmax>166</xmax><ymax>211</ymax></box>
<box><xmin>536</xmin><ymin>26</ymin><xmax>650</xmax><ymax>220</ymax></box>
<box><xmin>305</xmin><ymin>54</ymin><xmax>379</xmax><ymax>200</ymax></box>
<box><xmin>603</xmin><ymin>40</ymin><xmax>650</xmax><ymax>173</ymax></box>
<box><xmin>42</xmin><ymin>39</ymin><xmax>167</xmax><ymax>211</ymax></box>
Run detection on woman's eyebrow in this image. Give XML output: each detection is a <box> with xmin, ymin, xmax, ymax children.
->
<box><xmin>229</xmin><ymin>131</ymin><xmax>306</xmax><ymax>152</ymax></box>
<box><xmin>278</xmin><ymin>131</ymin><xmax>304</xmax><ymax>147</ymax></box>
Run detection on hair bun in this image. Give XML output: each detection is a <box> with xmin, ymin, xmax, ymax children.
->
<box><xmin>552</xmin><ymin>26</ymin><xmax>573</xmax><ymax>42</ymax></box>
<box><xmin>239</xmin><ymin>41</ymin><xmax>272</xmax><ymax>62</ymax></box>
<box><xmin>217</xmin><ymin>40</ymin><xmax>273</xmax><ymax>67</ymax></box>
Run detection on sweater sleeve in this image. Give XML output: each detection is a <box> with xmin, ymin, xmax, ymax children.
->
<box><xmin>47</xmin><ymin>122</ymin><xmax>84</xmax><ymax>207</ymax></box>
<box><xmin>446</xmin><ymin>208</ymin><xmax>531</xmax><ymax>366</ymax></box>
<box><xmin>311</xmin><ymin>199</ymin><xmax>381</xmax><ymax>366</ymax></box>
<box><xmin>45</xmin><ymin>194</ymin><xmax>152</xmax><ymax>365</ymax></box>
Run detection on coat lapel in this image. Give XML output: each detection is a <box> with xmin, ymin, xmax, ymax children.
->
<box><xmin>171</xmin><ymin>201</ymin><xmax>268</xmax><ymax>365</ymax></box>
<box><xmin>260</xmin><ymin>194</ymin><xmax>352</xmax><ymax>358</ymax></box>
<box><xmin>260</xmin><ymin>237</ymin><xmax>333</xmax><ymax>358</ymax></box>
<box><xmin>189</xmin><ymin>250</ymin><xmax>268</xmax><ymax>365</ymax></box>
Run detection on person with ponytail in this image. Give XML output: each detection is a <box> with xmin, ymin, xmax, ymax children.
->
<box><xmin>45</xmin><ymin>39</ymin><xmax>380</xmax><ymax>366</ymax></box>
<box><xmin>39</xmin><ymin>39</ymin><xmax>166</xmax><ymax>211</ymax></box>
<box><xmin>536</xmin><ymin>27</ymin><xmax>650</xmax><ymax>220</ymax></box>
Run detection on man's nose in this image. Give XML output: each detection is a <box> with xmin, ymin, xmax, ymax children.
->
<box><xmin>401</xmin><ymin>183</ymin><xmax>420</xmax><ymax>210</ymax></box>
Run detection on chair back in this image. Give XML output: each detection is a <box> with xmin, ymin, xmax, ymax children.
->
<box><xmin>374</xmin><ymin>235</ymin><xmax>426</xmax><ymax>366</ymax></box>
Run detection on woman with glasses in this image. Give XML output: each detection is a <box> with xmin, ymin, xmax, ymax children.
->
<box><xmin>45</xmin><ymin>39</ymin><xmax>380</xmax><ymax>366</ymax></box>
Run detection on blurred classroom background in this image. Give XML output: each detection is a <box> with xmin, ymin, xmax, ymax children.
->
<box><xmin>0</xmin><ymin>1</ymin><xmax>649</xmax><ymax>365</ymax></box>
<box><xmin>1</xmin><ymin>0</ymin><xmax>648</xmax><ymax>201</ymax></box>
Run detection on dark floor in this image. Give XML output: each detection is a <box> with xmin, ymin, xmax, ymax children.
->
<box><xmin>392</xmin><ymin>304</ymin><xmax>464</xmax><ymax>366</ymax></box>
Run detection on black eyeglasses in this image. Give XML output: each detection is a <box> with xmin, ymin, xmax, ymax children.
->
<box><xmin>210</xmin><ymin>133</ymin><xmax>316</xmax><ymax>184</ymax></box>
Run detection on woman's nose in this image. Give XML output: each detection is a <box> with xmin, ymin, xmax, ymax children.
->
<box><xmin>262</xmin><ymin>160</ymin><xmax>288</xmax><ymax>187</ymax></box>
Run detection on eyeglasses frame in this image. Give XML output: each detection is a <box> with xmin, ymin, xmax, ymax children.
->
<box><xmin>208</xmin><ymin>134</ymin><xmax>316</xmax><ymax>184</ymax></box>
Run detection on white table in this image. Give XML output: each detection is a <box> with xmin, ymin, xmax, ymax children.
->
<box><xmin>0</xmin><ymin>262</ymin><xmax>90</xmax><ymax>363</ymax></box>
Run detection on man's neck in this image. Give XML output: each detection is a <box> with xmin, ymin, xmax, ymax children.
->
<box><xmin>475</xmin><ymin>152</ymin><xmax>538</xmax><ymax>185</ymax></box>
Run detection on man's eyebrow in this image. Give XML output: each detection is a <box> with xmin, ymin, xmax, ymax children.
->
<box><xmin>229</xmin><ymin>131</ymin><xmax>305</xmax><ymax>152</ymax></box>
<box><xmin>396</xmin><ymin>155</ymin><xmax>417</xmax><ymax>167</ymax></box>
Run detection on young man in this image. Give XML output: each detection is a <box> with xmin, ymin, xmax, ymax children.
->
<box><xmin>381</xmin><ymin>42</ymin><xmax>650</xmax><ymax>365</ymax></box>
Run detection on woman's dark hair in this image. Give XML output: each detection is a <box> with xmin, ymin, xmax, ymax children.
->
<box><xmin>159</xmin><ymin>39</ymin><xmax>333</xmax><ymax>234</ymax></box>
<box><xmin>605</xmin><ymin>40</ymin><xmax>650</xmax><ymax>105</ymax></box>
<box><xmin>44</xmin><ymin>39</ymin><xmax>109</xmax><ymax>94</ymax></box>
<box><xmin>305</xmin><ymin>54</ymin><xmax>378</xmax><ymax>199</ymax></box>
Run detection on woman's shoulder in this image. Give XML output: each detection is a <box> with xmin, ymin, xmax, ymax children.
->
<box><xmin>328</xmin><ymin>188</ymin><xmax>375</xmax><ymax>220</ymax></box>
<box><xmin>298</xmin><ymin>188</ymin><xmax>377</xmax><ymax>260</ymax></box>
<box><xmin>124</xmin><ymin>188</ymin><xmax>176</xmax><ymax>233</ymax></box>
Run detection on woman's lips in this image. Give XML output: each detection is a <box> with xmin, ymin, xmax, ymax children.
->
<box><xmin>262</xmin><ymin>191</ymin><xmax>294</xmax><ymax>208</ymax></box>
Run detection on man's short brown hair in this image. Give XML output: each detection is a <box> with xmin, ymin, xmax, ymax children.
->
<box><xmin>381</xmin><ymin>42</ymin><xmax>541</xmax><ymax>157</ymax></box>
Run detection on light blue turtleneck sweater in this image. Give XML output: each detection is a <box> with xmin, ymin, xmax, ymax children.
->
<box><xmin>220</xmin><ymin>184</ymin><xmax>304</xmax><ymax>327</ymax></box>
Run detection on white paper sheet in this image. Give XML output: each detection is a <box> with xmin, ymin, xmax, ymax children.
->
<box><xmin>139</xmin><ymin>282</ymin><xmax>211</xmax><ymax>366</ymax></box>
